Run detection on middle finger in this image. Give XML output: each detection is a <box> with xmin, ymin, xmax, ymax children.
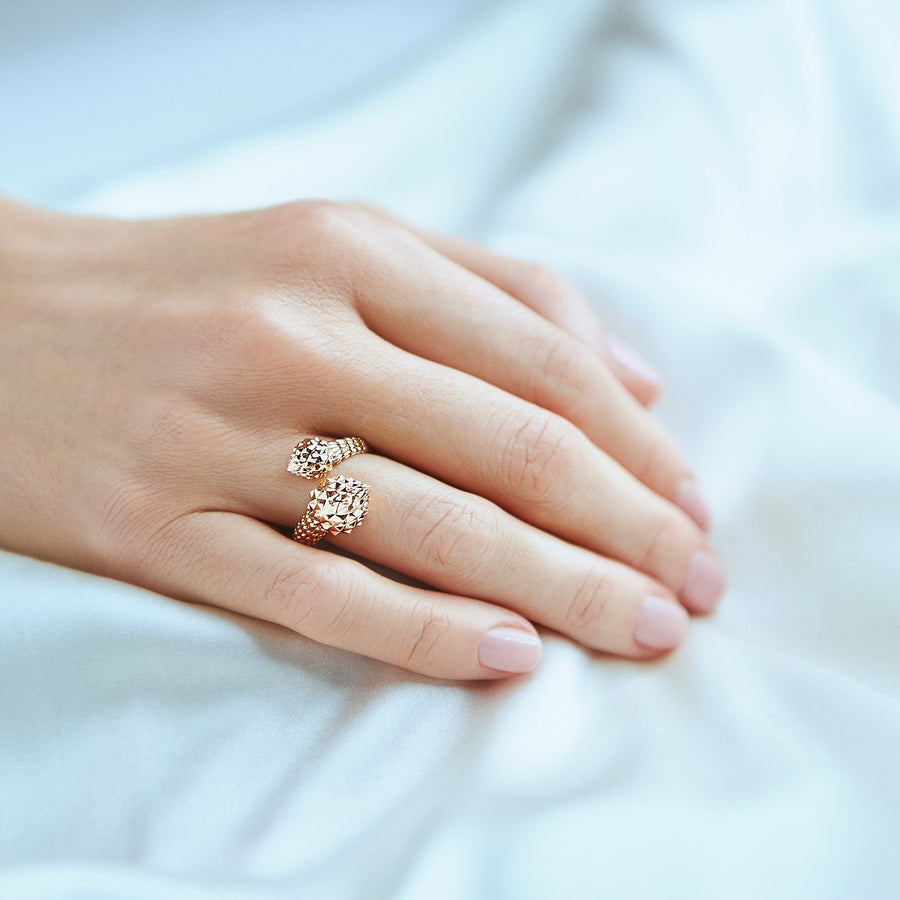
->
<box><xmin>322</xmin><ymin>346</ymin><xmax>726</xmax><ymax>614</ymax></box>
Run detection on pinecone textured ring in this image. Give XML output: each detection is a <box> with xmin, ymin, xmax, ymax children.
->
<box><xmin>287</xmin><ymin>436</ymin><xmax>368</xmax><ymax>479</ymax></box>
<box><xmin>293</xmin><ymin>475</ymin><xmax>371</xmax><ymax>546</ymax></box>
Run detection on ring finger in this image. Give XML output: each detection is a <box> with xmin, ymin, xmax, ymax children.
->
<box><xmin>245</xmin><ymin>444</ymin><xmax>691</xmax><ymax>659</ymax></box>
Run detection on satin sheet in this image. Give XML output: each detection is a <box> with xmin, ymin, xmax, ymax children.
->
<box><xmin>2</xmin><ymin>1</ymin><xmax>899</xmax><ymax>897</ymax></box>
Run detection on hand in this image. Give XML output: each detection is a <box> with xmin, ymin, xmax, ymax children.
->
<box><xmin>0</xmin><ymin>197</ymin><xmax>725</xmax><ymax>679</ymax></box>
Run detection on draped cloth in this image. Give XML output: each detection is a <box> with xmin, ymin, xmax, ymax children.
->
<box><xmin>2</xmin><ymin>1</ymin><xmax>899</xmax><ymax>896</ymax></box>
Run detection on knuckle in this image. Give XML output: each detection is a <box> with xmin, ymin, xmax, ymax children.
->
<box><xmin>262</xmin><ymin>557</ymin><xmax>337</xmax><ymax>633</ymax></box>
<box><xmin>563</xmin><ymin>568</ymin><xmax>614</xmax><ymax>635</ymax></box>
<box><xmin>259</xmin><ymin>199</ymin><xmax>368</xmax><ymax>282</ymax></box>
<box><xmin>290</xmin><ymin>198</ymin><xmax>352</xmax><ymax>234</ymax></box>
<box><xmin>520</xmin><ymin>262</ymin><xmax>573</xmax><ymax>306</ymax></box>
<box><xmin>248</xmin><ymin>199</ymin><xmax>339</xmax><ymax>256</ymax></box>
<box><xmin>408</xmin><ymin>490</ymin><xmax>499</xmax><ymax>579</ymax></box>
<box><xmin>531</xmin><ymin>331</ymin><xmax>585</xmax><ymax>410</ymax></box>
<box><xmin>290</xmin><ymin>199</ymin><xmax>382</xmax><ymax>248</ymax></box>
<box><xmin>633</xmin><ymin>429</ymin><xmax>679</xmax><ymax>491</ymax></box>
<box><xmin>403</xmin><ymin>599</ymin><xmax>453</xmax><ymax>669</ymax></box>
<box><xmin>635</xmin><ymin>512</ymin><xmax>684</xmax><ymax>579</ymax></box>
<box><xmin>497</xmin><ymin>409</ymin><xmax>575</xmax><ymax>508</ymax></box>
<box><xmin>322</xmin><ymin>586</ymin><xmax>368</xmax><ymax>644</ymax></box>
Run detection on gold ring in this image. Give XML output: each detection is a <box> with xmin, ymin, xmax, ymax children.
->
<box><xmin>293</xmin><ymin>475</ymin><xmax>371</xmax><ymax>546</ymax></box>
<box><xmin>287</xmin><ymin>436</ymin><xmax>368</xmax><ymax>479</ymax></box>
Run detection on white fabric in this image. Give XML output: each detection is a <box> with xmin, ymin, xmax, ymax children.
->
<box><xmin>0</xmin><ymin>0</ymin><xmax>479</xmax><ymax>201</ymax></box>
<box><xmin>2</xmin><ymin>0</ymin><xmax>900</xmax><ymax>897</ymax></box>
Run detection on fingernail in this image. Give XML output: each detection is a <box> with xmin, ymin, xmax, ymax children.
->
<box><xmin>677</xmin><ymin>478</ymin><xmax>712</xmax><ymax>531</ymax></box>
<box><xmin>478</xmin><ymin>627</ymin><xmax>543</xmax><ymax>673</ymax></box>
<box><xmin>681</xmin><ymin>551</ymin><xmax>727</xmax><ymax>614</ymax></box>
<box><xmin>602</xmin><ymin>334</ymin><xmax>662</xmax><ymax>394</ymax></box>
<box><xmin>633</xmin><ymin>596</ymin><xmax>689</xmax><ymax>650</ymax></box>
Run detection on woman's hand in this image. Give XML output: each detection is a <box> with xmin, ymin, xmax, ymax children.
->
<box><xmin>0</xmin><ymin>197</ymin><xmax>725</xmax><ymax>679</ymax></box>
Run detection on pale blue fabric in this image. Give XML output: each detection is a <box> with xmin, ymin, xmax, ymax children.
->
<box><xmin>2</xmin><ymin>1</ymin><xmax>899</xmax><ymax>897</ymax></box>
<box><xmin>0</xmin><ymin>0</ymin><xmax>478</xmax><ymax>203</ymax></box>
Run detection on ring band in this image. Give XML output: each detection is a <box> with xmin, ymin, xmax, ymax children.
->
<box><xmin>293</xmin><ymin>475</ymin><xmax>371</xmax><ymax>546</ymax></box>
<box><xmin>287</xmin><ymin>436</ymin><xmax>368</xmax><ymax>479</ymax></box>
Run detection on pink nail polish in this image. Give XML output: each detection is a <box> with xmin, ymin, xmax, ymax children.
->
<box><xmin>633</xmin><ymin>596</ymin><xmax>689</xmax><ymax>650</ymax></box>
<box><xmin>602</xmin><ymin>334</ymin><xmax>662</xmax><ymax>394</ymax></box>
<box><xmin>478</xmin><ymin>627</ymin><xmax>542</xmax><ymax>673</ymax></box>
<box><xmin>677</xmin><ymin>479</ymin><xmax>712</xmax><ymax>531</ymax></box>
<box><xmin>681</xmin><ymin>551</ymin><xmax>727</xmax><ymax>614</ymax></box>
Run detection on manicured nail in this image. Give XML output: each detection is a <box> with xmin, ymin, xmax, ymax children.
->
<box><xmin>602</xmin><ymin>334</ymin><xmax>662</xmax><ymax>395</ymax></box>
<box><xmin>478</xmin><ymin>627</ymin><xmax>543</xmax><ymax>673</ymax></box>
<box><xmin>681</xmin><ymin>551</ymin><xmax>727</xmax><ymax>614</ymax></box>
<box><xmin>633</xmin><ymin>596</ymin><xmax>689</xmax><ymax>650</ymax></box>
<box><xmin>677</xmin><ymin>478</ymin><xmax>712</xmax><ymax>531</ymax></box>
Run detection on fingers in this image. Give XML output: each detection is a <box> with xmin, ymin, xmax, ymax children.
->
<box><xmin>410</xmin><ymin>224</ymin><xmax>662</xmax><ymax>406</ymax></box>
<box><xmin>337</xmin><ymin>220</ymin><xmax>709</xmax><ymax>531</ymax></box>
<box><xmin>331</xmin><ymin>343</ymin><xmax>726</xmax><ymax>614</ymax></box>
<box><xmin>253</xmin><ymin>453</ymin><xmax>690</xmax><ymax>659</ymax></box>
<box><xmin>142</xmin><ymin>511</ymin><xmax>543</xmax><ymax>680</ymax></box>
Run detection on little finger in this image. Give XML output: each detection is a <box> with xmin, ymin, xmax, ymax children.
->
<box><xmin>246</xmin><ymin>449</ymin><xmax>690</xmax><ymax>657</ymax></box>
<box><xmin>141</xmin><ymin>511</ymin><xmax>543</xmax><ymax>680</ymax></box>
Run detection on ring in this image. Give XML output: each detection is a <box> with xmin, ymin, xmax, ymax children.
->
<box><xmin>293</xmin><ymin>475</ymin><xmax>371</xmax><ymax>546</ymax></box>
<box><xmin>287</xmin><ymin>436</ymin><xmax>368</xmax><ymax>478</ymax></box>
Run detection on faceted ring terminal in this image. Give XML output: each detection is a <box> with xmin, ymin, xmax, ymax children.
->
<box><xmin>287</xmin><ymin>436</ymin><xmax>368</xmax><ymax>479</ymax></box>
<box><xmin>293</xmin><ymin>475</ymin><xmax>371</xmax><ymax>546</ymax></box>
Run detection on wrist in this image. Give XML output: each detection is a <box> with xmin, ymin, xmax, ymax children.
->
<box><xmin>0</xmin><ymin>195</ymin><xmax>79</xmax><ymax>276</ymax></box>
<box><xmin>0</xmin><ymin>197</ymin><xmax>144</xmax><ymax>309</ymax></box>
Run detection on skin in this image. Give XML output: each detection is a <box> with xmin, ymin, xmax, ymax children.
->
<box><xmin>0</xmin><ymin>195</ymin><xmax>723</xmax><ymax>680</ymax></box>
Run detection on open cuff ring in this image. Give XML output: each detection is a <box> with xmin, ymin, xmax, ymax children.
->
<box><xmin>287</xmin><ymin>436</ymin><xmax>368</xmax><ymax>479</ymax></box>
<box><xmin>293</xmin><ymin>475</ymin><xmax>371</xmax><ymax>546</ymax></box>
<box><xmin>288</xmin><ymin>436</ymin><xmax>370</xmax><ymax>546</ymax></box>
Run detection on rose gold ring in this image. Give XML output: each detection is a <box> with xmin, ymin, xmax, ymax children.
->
<box><xmin>293</xmin><ymin>475</ymin><xmax>370</xmax><ymax>546</ymax></box>
<box><xmin>287</xmin><ymin>436</ymin><xmax>368</xmax><ymax>479</ymax></box>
